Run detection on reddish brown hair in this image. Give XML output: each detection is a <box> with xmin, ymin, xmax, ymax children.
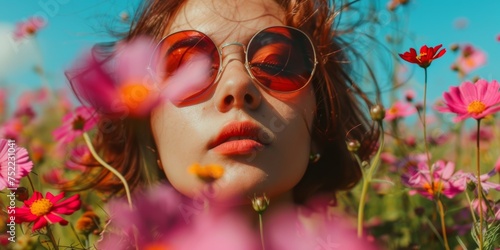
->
<box><xmin>66</xmin><ymin>0</ymin><xmax>380</xmax><ymax>204</ymax></box>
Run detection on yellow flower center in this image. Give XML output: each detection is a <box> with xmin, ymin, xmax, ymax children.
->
<box><xmin>188</xmin><ymin>163</ymin><xmax>225</xmax><ymax>182</ymax></box>
<box><xmin>120</xmin><ymin>81</ymin><xmax>150</xmax><ymax>109</ymax></box>
<box><xmin>467</xmin><ymin>100</ymin><xmax>486</xmax><ymax>115</ymax></box>
<box><xmin>423</xmin><ymin>181</ymin><xmax>442</xmax><ymax>195</ymax></box>
<box><xmin>30</xmin><ymin>198</ymin><xmax>53</xmax><ymax>216</ymax></box>
<box><xmin>416</xmin><ymin>52</ymin><xmax>427</xmax><ymax>62</ymax></box>
<box><xmin>388</xmin><ymin>107</ymin><xmax>398</xmax><ymax>115</ymax></box>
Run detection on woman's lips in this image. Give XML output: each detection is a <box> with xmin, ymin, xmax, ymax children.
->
<box><xmin>209</xmin><ymin>121</ymin><xmax>271</xmax><ymax>155</ymax></box>
<box><xmin>212</xmin><ymin>139</ymin><xmax>264</xmax><ymax>155</ymax></box>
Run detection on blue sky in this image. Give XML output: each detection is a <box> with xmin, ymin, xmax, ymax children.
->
<box><xmin>1</xmin><ymin>0</ymin><xmax>499</xmax><ymax>107</ymax></box>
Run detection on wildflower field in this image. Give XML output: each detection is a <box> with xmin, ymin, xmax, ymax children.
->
<box><xmin>1</xmin><ymin>1</ymin><xmax>500</xmax><ymax>249</ymax></box>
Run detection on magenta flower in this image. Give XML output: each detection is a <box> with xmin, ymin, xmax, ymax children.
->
<box><xmin>0</xmin><ymin>139</ymin><xmax>33</xmax><ymax>190</ymax></box>
<box><xmin>384</xmin><ymin>100</ymin><xmax>416</xmax><ymax>121</ymax></box>
<box><xmin>99</xmin><ymin>183</ymin><xmax>257</xmax><ymax>250</ymax></box>
<box><xmin>52</xmin><ymin>106</ymin><xmax>98</xmax><ymax>144</ymax></box>
<box><xmin>15</xmin><ymin>191</ymin><xmax>81</xmax><ymax>231</ymax></box>
<box><xmin>13</xmin><ymin>17</ymin><xmax>46</xmax><ymax>40</ymax></box>
<box><xmin>65</xmin><ymin>145</ymin><xmax>92</xmax><ymax>171</ymax></box>
<box><xmin>67</xmin><ymin>37</ymin><xmax>162</xmax><ymax>118</ymax></box>
<box><xmin>0</xmin><ymin>118</ymin><xmax>23</xmax><ymax>141</ymax></box>
<box><xmin>436</xmin><ymin>79</ymin><xmax>500</xmax><ymax>122</ymax></box>
<box><xmin>402</xmin><ymin>160</ymin><xmax>465</xmax><ymax>200</ymax></box>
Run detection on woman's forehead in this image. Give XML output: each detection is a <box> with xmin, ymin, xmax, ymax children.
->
<box><xmin>167</xmin><ymin>0</ymin><xmax>285</xmax><ymax>40</ymax></box>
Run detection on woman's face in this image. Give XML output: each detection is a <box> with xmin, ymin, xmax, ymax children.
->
<box><xmin>151</xmin><ymin>0</ymin><xmax>316</xmax><ymax>204</ymax></box>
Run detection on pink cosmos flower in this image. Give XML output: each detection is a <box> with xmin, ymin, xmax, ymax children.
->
<box><xmin>15</xmin><ymin>191</ymin><xmax>81</xmax><ymax>231</ymax></box>
<box><xmin>52</xmin><ymin>106</ymin><xmax>98</xmax><ymax>144</ymax></box>
<box><xmin>404</xmin><ymin>89</ymin><xmax>416</xmax><ymax>102</ymax></box>
<box><xmin>265</xmin><ymin>196</ymin><xmax>379</xmax><ymax>250</ymax></box>
<box><xmin>436</xmin><ymin>79</ymin><xmax>500</xmax><ymax>122</ymax></box>
<box><xmin>452</xmin><ymin>44</ymin><xmax>486</xmax><ymax>76</ymax></box>
<box><xmin>402</xmin><ymin>160</ymin><xmax>465</xmax><ymax>200</ymax></box>
<box><xmin>455</xmin><ymin>169</ymin><xmax>500</xmax><ymax>194</ymax></box>
<box><xmin>67</xmin><ymin>36</ymin><xmax>211</xmax><ymax>118</ymax></box>
<box><xmin>0</xmin><ymin>139</ymin><xmax>33</xmax><ymax>190</ymax></box>
<box><xmin>0</xmin><ymin>118</ymin><xmax>23</xmax><ymax>141</ymax></box>
<box><xmin>99</xmin><ymin>183</ymin><xmax>257</xmax><ymax>250</ymax></box>
<box><xmin>65</xmin><ymin>145</ymin><xmax>92</xmax><ymax>171</ymax></box>
<box><xmin>13</xmin><ymin>17</ymin><xmax>46</xmax><ymax>40</ymax></box>
<box><xmin>384</xmin><ymin>100</ymin><xmax>416</xmax><ymax>121</ymax></box>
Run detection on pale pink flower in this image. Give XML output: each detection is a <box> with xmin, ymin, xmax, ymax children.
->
<box><xmin>455</xmin><ymin>169</ymin><xmax>500</xmax><ymax>194</ymax></box>
<box><xmin>52</xmin><ymin>106</ymin><xmax>98</xmax><ymax>144</ymax></box>
<box><xmin>13</xmin><ymin>17</ymin><xmax>46</xmax><ymax>40</ymax></box>
<box><xmin>265</xmin><ymin>196</ymin><xmax>379</xmax><ymax>250</ymax></box>
<box><xmin>453</xmin><ymin>44</ymin><xmax>487</xmax><ymax>76</ymax></box>
<box><xmin>436</xmin><ymin>79</ymin><xmax>500</xmax><ymax>122</ymax></box>
<box><xmin>402</xmin><ymin>160</ymin><xmax>465</xmax><ymax>200</ymax></box>
<box><xmin>0</xmin><ymin>139</ymin><xmax>33</xmax><ymax>190</ymax></box>
<box><xmin>404</xmin><ymin>89</ymin><xmax>416</xmax><ymax>102</ymax></box>
<box><xmin>384</xmin><ymin>100</ymin><xmax>416</xmax><ymax>121</ymax></box>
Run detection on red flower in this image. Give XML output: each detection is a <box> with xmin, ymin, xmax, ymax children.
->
<box><xmin>399</xmin><ymin>44</ymin><xmax>446</xmax><ymax>68</ymax></box>
<box><xmin>15</xmin><ymin>191</ymin><xmax>81</xmax><ymax>231</ymax></box>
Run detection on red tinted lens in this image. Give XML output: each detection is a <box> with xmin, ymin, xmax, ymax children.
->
<box><xmin>247</xmin><ymin>27</ymin><xmax>315</xmax><ymax>92</ymax></box>
<box><xmin>153</xmin><ymin>31</ymin><xmax>220</xmax><ymax>101</ymax></box>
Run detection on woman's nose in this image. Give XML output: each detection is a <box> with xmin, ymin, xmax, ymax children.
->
<box><xmin>213</xmin><ymin>56</ymin><xmax>262</xmax><ymax>113</ymax></box>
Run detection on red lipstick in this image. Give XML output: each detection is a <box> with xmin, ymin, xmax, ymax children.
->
<box><xmin>209</xmin><ymin>121</ymin><xmax>268</xmax><ymax>155</ymax></box>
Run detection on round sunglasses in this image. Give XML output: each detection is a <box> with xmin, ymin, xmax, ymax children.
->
<box><xmin>148</xmin><ymin>26</ymin><xmax>318</xmax><ymax>101</ymax></box>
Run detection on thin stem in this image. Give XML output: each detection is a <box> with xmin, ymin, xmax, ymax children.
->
<box><xmin>422</xmin><ymin>68</ymin><xmax>433</xmax><ymax>182</ymax></box>
<box><xmin>258</xmin><ymin>213</ymin><xmax>266</xmax><ymax>250</ymax></box>
<box><xmin>437</xmin><ymin>199</ymin><xmax>450</xmax><ymax>250</ymax></box>
<box><xmin>45</xmin><ymin>225</ymin><xmax>58</xmax><ymax>250</ymax></box>
<box><xmin>476</xmin><ymin>119</ymin><xmax>484</xmax><ymax>250</ymax></box>
<box><xmin>358</xmin><ymin>122</ymin><xmax>385</xmax><ymax>238</ymax></box>
<box><xmin>83</xmin><ymin>132</ymin><xmax>133</xmax><ymax>209</ymax></box>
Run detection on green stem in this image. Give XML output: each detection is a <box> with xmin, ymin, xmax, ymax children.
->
<box><xmin>259</xmin><ymin>213</ymin><xmax>265</xmax><ymax>250</ymax></box>
<box><xmin>476</xmin><ymin>119</ymin><xmax>484</xmax><ymax>250</ymax></box>
<box><xmin>357</xmin><ymin>122</ymin><xmax>384</xmax><ymax>238</ymax></box>
<box><xmin>437</xmin><ymin>199</ymin><xmax>450</xmax><ymax>250</ymax></box>
<box><xmin>45</xmin><ymin>225</ymin><xmax>58</xmax><ymax>250</ymax></box>
<box><xmin>422</xmin><ymin>68</ymin><xmax>433</xmax><ymax>184</ymax></box>
<box><xmin>83</xmin><ymin>132</ymin><xmax>133</xmax><ymax>209</ymax></box>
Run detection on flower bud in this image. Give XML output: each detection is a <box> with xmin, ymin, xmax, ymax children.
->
<box><xmin>16</xmin><ymin>187</ymin><xmax>29</xmax><ymax>201</ymax></box>
<box><xmin>346</xmin><ymin>139</ymin><xmax>361</xmax><ymax>152</ymax></box>
<box><xmin>450</xmin><ymin>44</ymin><xmax>459</xmax><ymax>52</ymax></box>
<box><xmin>370</xmin><ymin>104</ymin><xmax>385</xmax><ymax>121</ymax></box>
<box><xmin>252</xmin><ymin>194</ymin><xmax>270</xmax><ymax>214</ymax></box>
<box><xmin>466</xmin><ymin>181</ymin><xmax>476</xmax><ymax>192</ymax></box>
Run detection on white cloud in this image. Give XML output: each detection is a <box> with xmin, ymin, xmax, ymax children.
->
<box><xmin>0</xmin><ymin>23</ymin><xmax>38</xmax><ymax>80</ymax></box>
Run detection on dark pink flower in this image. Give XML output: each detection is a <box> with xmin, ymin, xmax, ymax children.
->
<box><xmin>468</xmin><ymin>126</ymin><xmax>494</xmax><ymax>142</ymax></box>
<box><xmin>402</xmin><ymin>160</ymin><xmax>465</xmax><ymax>200</ymax></box>
<box><xmin>52</xmin><ymin>106</ymin><xmax>97</xmax><ymax>144</ymax></box>
<box><xmin>65</xmin><ymin>145</ymin><xmax>91</xmax><ymax>171</ymax></box>
<box><xmin>15</xmin><ymin>191</ymin><xmax>81</xmax><ymax>231</ymax></box>
<box><xmin>13</xmin><ymin>17</ymin><xmax>46</xmax><ymax>40</ymax></box>
<box><xmin>67</xmin><ymin>37</ymin><xmax>162</xmax><ymax>118</ymax></box>
<box><xmin>0</xmin><ymin>139</ymin><xmax>33</xmax><ymax>190</ymax></box>
<box><xmin>436</xmin><ymin>79</ymin><xmax>500</xmax><ymax>122</ymax></box>
<box><xmin>384</xmin><ymin>100</ymin><xmax>416</xmax><ymax>121</ymax></box>
<box><xmin>0</xmin><ymin>118</ymin><xmax>23</xmax><ymax>141</ymax></box>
